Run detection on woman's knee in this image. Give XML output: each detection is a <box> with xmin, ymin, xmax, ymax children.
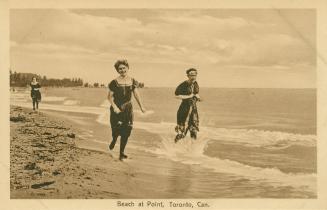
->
<box><xmin>120</xmin><ymin>125</ymin><xmax>132</xmax><ymax>138</ymax></box>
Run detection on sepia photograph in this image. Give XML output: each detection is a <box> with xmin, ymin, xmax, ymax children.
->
<box><xmin>1</xmin><ymin>0</ymin><xmax>327</xmax><ymax>209</ymax></box>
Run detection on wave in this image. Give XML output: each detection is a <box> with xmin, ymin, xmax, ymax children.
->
<box><xmin>10</xmin><ymin>99</ymin><xmax>316</xmax><ymax>149</ymax></box>
<box><xmin>140</xmin><ymin>132</ymin><xmax>316</xmax><ymax>192</ymax></box>
<box><xmin>42</xmin><ymin>96</ymin><xmax>66</xmax><ymax>102</ymax></box>
<box><xmin>78</xmin><ymin>129</ymin><xmax>95</xmax><ymax>140</ymax></box>
<box><xmin>11</xmin><ymin>92</ymin><xmax>67</xmax><ymax>102</ymax></box>
<box><xmin>107</xmin><ymin>119</ymin><xmax>316</xmax><ymax>191</ymax></box>
<box><xmin>96</xmin><ymin>111</ymin><xmax>109</xmax><ymax>125</ymax></box>
<box><xmin>100</xmin><ymin>100</ymin><xmax>110</xmax><ymax>108</ymax></box>
<box><xmin>133</xmin><ymin>121</ymin><xmax>316</xmax><ymax>192</ymax></box>
<box><xmin>134</xmin><ymin>109</ymin><xmax>155</xmax><ymax>116</ymax></box>
<box><xmin>132</xmin><ymin>121</ymin><xmax>316</xmax><ymax>148</ymax></box>
<box><xmin>10</xmin><ymin>93</ymin><xmax>29</xmax><ymax>98</ymax></box>
<box><xmin>10</xmin><ymin>93</ymin><xmax>30</xmax><ymax>103</ymax></box>
<box><xmin>10</xmin><ymin>99</ymin><xmax>316</xmax><ymax>192</ymax></box>
<box><xmin>63</xmin><ymin>100</ymin><xmax>80</xmax><ymax>106</ymax></box>
<box><xmin>10</xmin><ymin>101</ymin><xmax>105</xmax><ymax>115</ymax></box>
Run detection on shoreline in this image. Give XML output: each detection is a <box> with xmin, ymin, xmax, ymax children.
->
<box><xmin>10</xmin><ymin>105</ymin><xmax>143</xmax><ymax>198</ymax></box>
<box><xmin>10</xmin><ymin>105</ymin><xmax>205</xmax><ymax>199</ymax></box>
<box><xmin>10</xmin><ymin>105</ymin><xmax>317</xmax><ymax>198</ymax></box>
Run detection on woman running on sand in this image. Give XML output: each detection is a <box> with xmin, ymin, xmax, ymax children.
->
<box><xmin>30</xmin><ymin>77</ymin><xmax>42</xmax><ymax>111</ymax></box>
<box><xmin>107</xmin><ymin>59</ymin><xmax>146</xmax><ymax>161</ymax></box>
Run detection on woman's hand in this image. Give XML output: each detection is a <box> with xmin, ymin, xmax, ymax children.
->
<box><xmin>141</xmin><ymin>106</ymin><xmax>147</xmax><ymax>113</ymax></box>
<box><xmin>113</xmin><ymin>106</ymin><xmax>121</xmax><ymax>114</ymax></box>
<box><xmin>133</xmin><ymin>88</ymin><xmax>146</xmax><ymax>114</ymax></box>
<box><xmin>108</xmin><ymin>91</ymin><xmax>121</xmax><ymax>113</ymax></box>
<box><xmin>194</xmin><ymin>94</ymin><xmax>202</xmax><ymax>101</ymax></box>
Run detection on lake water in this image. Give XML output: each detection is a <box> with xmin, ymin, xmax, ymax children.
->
<box><xmin>10</xmin><ymin>87</ymin><xmax>317</xmax><ymax>198</ymax></box>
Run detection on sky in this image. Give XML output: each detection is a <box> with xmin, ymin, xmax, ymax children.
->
<box><xmin>10</xmin><ymin>9</ymin><xmax>316</xmax><ymax>88</ymax></box>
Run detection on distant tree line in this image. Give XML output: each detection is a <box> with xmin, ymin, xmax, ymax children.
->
<box><xmin>10</xmin><ymin>70</ymin><xmax>83</xmax><ymax>87</ymax></box>
<box><xmin>9</xmin><ymin>70</ymin><xmax>145</xmax><ymax>88</ymax></box>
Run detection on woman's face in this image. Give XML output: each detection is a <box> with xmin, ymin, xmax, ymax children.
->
<box><xmin>32</xmin><ymin>78</ymin><xmax>37</xmax><ymax>82</ymax></box>
<box><xmin>187</xmin><ymin>71</ymin><xmax>197</xmax><ymax>83</ymax></box>
<box><xmin>117</xmin><ymin>64</ymin><xmax>129</xmax><ymax>77</ymax></box>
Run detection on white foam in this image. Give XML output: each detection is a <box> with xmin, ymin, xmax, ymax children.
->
<box><xmin>10</xmin><ymin>100</ymin><xmax>106</xmax><ymax>115</ymax></box>
<box><xmin>63</xmin><ymin>100</ymin><xmax>80</xmax><ymax>106</ymax></box>
<box><xmin>10</xmin><ymin>93</ymin><xmax>29</xmax><ymax>98</ymax></box>
<box><xmin>11</xmin><ymin>98</ymin><xmax>316</xmax><ymax>149</ymax></box>
<box><xmin>11</xmin><ymin>92</ymin><xmax>67</xmax><ymax>103</ymax></box>
<box><xmin>79</xmin><ymin>130</ymin><xmax>95</xmax><ymax>140</ymax></box>
<box><xmin>134</xmin><ymin>109</ymin><xmax>155</xmax><ymax>116</ymax></box>
<box><xmin>131</xmin><ymin>121</ymin><xmax>316</xmax><ymax>191</ymax></box>
<box><xmin>96</xmin><ymin>111</ymin><xmax>109</xmax><ymax>125</ymax></box>
<box><xmin>10</xmin><ymin>92</ymin><xmax>30</xmax><ymax>103</ymax></box>
<box><xmin>132</xmin><ymin>121</ymin><xmax>316</xmax><ymax>148</ymax></box>
<box><xmin>42</xmin><ymin>96</ymin><xmax>66</xmax><ymax>102</ymax></box>
<box><xmin>100</xmin><ymin>100</ymin><xmax>110</xmax><ymax>108</ymax></box>
<box><xmin>204</xmin><ymin>127</ymin><xmax>316</xmax><ymax>148</ymax></box>
<box><xmin>142</xmin><ymin>132</ymin><xmax>316</xmax><ymax>193</ymax></box>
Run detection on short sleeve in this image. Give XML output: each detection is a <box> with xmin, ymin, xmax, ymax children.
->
<box><xmin>175</xmin><ymin>82</ymin><xmax>186</xmax><ymax>96</ymax></box>
<box><xmin>108</xmin><ymin>80</ymin><xmax>116</xmax><ymax>92</ymax></box>
<box><xmin>193</xmin><ymin>81</ymin><xmax>199</xmax><ymax>94</ymax></box>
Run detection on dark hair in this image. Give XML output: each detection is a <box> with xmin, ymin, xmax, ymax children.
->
<box><xmin>186</xmin><ymin>68</ymin><xmax>197</xmax><ymax>75</ymax></box>
<box><xmin>114</xmin><ymin>59</ymin><xmax>129</xmax><ymax>71</ymax></box>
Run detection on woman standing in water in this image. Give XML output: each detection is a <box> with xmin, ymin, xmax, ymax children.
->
<box><xmin>107</xmin><ymin>59</ymin><xmax>146</xmax><ymax>161</ymax></box>
<box><xmin>175</xmin><ymin>68</ymin><xmax>201</xmax><ymax>142</ymax></box>
<box><xmin>30</xmin><ymin>77</ymin><xmax>42</xmax><ymax>111</ymax></box>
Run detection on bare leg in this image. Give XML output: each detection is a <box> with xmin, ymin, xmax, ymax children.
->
<box><xmin>109</xmin><ymin>133</ymin><xmax>119</xmax><ymax>150</ymax></box>
<box><xmin>119</xmin><ymin>125</ymin><xmax>132</xmax><ymax>160</ymax></box>
<box><xmin>32</xmin><ymin>99</ymin><xmax>36</xmax><ymax>110</ymax></box>
<box><xmin>119</xmin><ymin>136</ymin><xmax>129</xmax><ymax>160</ymax></box>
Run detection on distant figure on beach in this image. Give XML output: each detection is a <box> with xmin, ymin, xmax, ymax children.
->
<box><xmin>174</xmin><ymin>68</ymin><xmax>201</xmax><ymax>142</ymax></box>
<box><xmin>30</xmin><ymin>77</ymin><xmax>42</xmax><ymax>111</ymax></box>
<box><xmin>107</xmin><ymin>59</ymin><xmax>146</xmax><ymax>161</ymax></box>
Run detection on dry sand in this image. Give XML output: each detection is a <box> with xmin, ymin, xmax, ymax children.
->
<box><xmin>10</xmin><ymin>106</ymin><xmax>141</xmax><ymax>199</ymax></box>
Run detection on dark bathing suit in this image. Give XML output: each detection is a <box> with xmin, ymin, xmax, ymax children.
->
<box><xmin>30</xmin><ymin>83</ymin><xmax>41</xmax><ymax>110</ymax></box>
<box><xmin>108</xmin><ymin>78</ymin><xmax>138</xmax><ymax>157</ymax></box>
<box><xmin>175</xmin><ymin>80</ymin><xmax>200</xmax><ymax>141</ymax></box>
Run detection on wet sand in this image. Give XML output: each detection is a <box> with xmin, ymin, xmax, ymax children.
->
<box><xmin>10</xmin><ymin>105</ymin><xmax>216</xmax><ymax>199</ymax></box>
<box><xmin>10</xmin><ymin>105</ymin><xmax>201</xmax><ymax>199</ymax></box>
<box><xmin>10</xmin><ymin>106</ymin><xmax>147</xmax><ymax>199</ymax></box>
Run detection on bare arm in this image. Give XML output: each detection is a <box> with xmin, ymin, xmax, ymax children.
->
<box><xmin>175</xmin><ymin>94</ymin><xmax>194</xmax><ymax>100</ymax></box>
<box><xmin>107</xmin><ymin>91</ymin><xmax>120</xmax><ymax>113</ymax></box>
<box><xmin>175</xmin><ymin>82</ymin><xmax>195</xmax><ymax>100</ymax></box>
<box><xmin>133</xmin><ymin>88</ymin><xmax>146</xmax><ymax>113</ymax></box>
<box><xmin>175</xmin><ymin>93</ymin><xmax>202</xmax><ymax>101</ymax></box>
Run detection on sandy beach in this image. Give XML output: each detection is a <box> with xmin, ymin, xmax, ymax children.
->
<box><xmin>10</xmin><ymin>105</ymin><xmax>145</xmax><ymax>199</ymax></box>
